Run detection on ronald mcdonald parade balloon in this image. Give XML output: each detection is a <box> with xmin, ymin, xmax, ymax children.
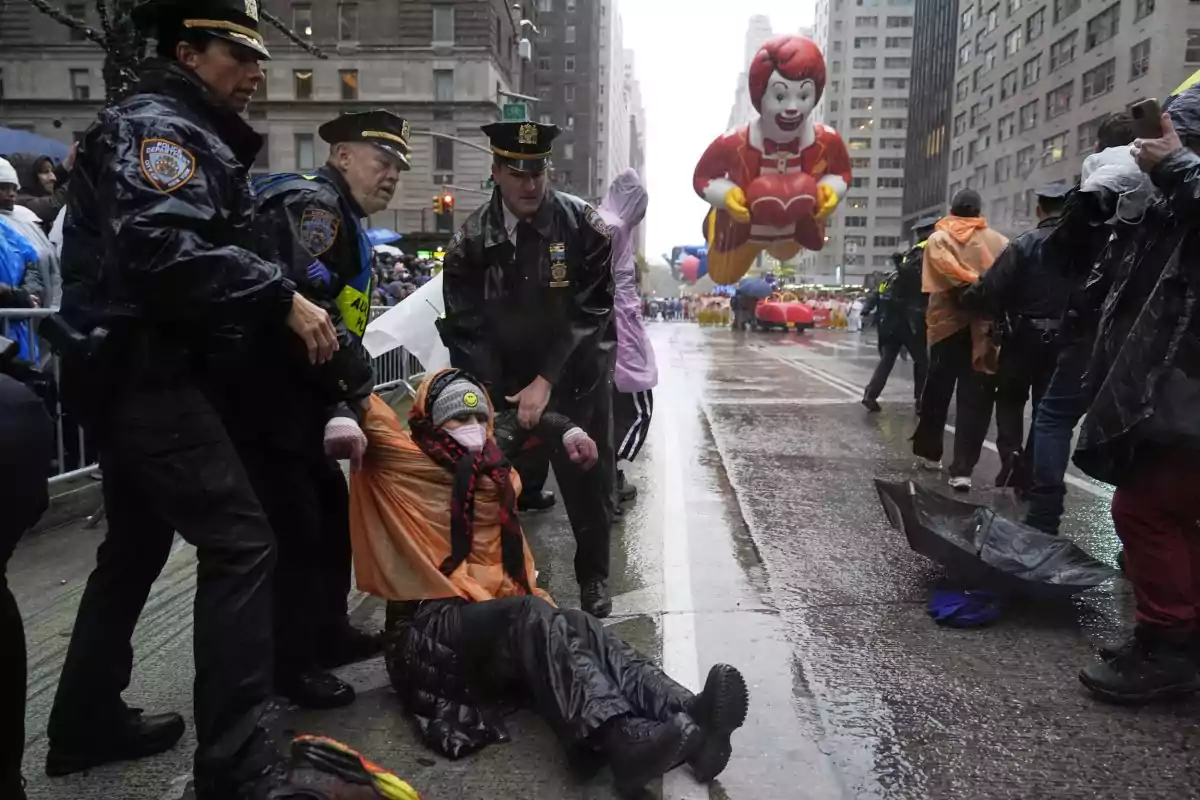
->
<box><xmin>693</xmin><ymin>35</ymin><xmax>852</xmax><ymax>285</ymax></box>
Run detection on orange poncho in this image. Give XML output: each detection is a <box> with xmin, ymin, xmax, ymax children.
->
<box><xmin>348</xmin><ymin>380</ymin><xmax>552</xmax><ymax>605</ymax></box>
<box><xmin>922</xmin><ymin>216</ymin><xmax>1009</xmax><ymax>373</ymax></box>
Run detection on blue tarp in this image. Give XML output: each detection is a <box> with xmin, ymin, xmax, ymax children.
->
<box><xmin>0</xmin><ymin>127</ymin><xmax>70</xmax><ymax>162</ymax></box>
<box><xmin>0</xmin><ymin>217</ymin><xmax>40</xmax><ymax>361</ymax></box>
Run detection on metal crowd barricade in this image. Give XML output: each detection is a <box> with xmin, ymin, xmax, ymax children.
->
<box><xmin>2</xmin><ymin>306</ymin><xmax>426</xmax><ymax>491</ymax></box>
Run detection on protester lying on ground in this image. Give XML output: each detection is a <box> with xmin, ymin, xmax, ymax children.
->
<box><xmin>349</xmin><ymin>370</ymin><xmax>749</xmax><ymax>794</ymax></box>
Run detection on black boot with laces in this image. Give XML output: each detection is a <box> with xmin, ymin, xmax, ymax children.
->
<box><xmin>1080</xmin><ymin>625</ymin><xmax>1200</xmax><ymax>704</ymax></box>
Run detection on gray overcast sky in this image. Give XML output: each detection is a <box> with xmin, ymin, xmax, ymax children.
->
<box><xmin>621</xmin><ymin>0</ymin><xmax>817</xmax><ymax>263</ymax></box>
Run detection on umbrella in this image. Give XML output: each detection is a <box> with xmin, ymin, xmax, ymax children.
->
<box><xmin>875</xmin><ymin>480</ymin><xmax>1118</xmax><ymax>598</ymax></box>
<box><xmin>736</xmin><ymin>277</ymin><xmax>773</xmax><ymax>299</ymax></box>
<box><xmin>373</xmin><ymin>243</ymin><xmax>403</xmax><ymax>258</ymax></box>
<box><xmin>0</xmin><ymin>127</ymin><xmax>71</xmax><ymax>162</ymax></box>
<box><xmin>366</xmin><ymin>228</ymin><xmax>403</xmax><ymax>246</ymax></box>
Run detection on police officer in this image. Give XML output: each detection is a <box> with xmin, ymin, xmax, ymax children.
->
<box><xmin>47</xmin><ymin>2</ymin><xmax>341</xmax><ymax>797</ymax></box>
<box><xmin>957</xmin><ymin>183</ymin><xmax>1074</xmax><ymax>490</ymax></box>
<box><xmin>237</xmin><ymin>111</ymin><xmax>410</xmax><ymax>709</ymax></box>
<box><xmin>861</xmin><ymin>216</ymin><xmax>934</xmax><ymax>412</ymax></box>
<box><xmin>438</xmin><ymin>121</ymin><xmax>617</xmax><ymax>617</ymax></box>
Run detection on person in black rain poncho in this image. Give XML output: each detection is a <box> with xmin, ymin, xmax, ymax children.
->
<box><xmin>437</xmin><ymin>121</ymin><xmax>618</xmax><ymax>618</ymax></box>
<box><xmin>1075</xmin><ymin>76</ymin><xmax>1200</xmax><ymax>703</ymax></box>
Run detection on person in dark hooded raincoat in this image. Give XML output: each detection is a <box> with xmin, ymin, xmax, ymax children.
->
<box><xmin>6</xmin><ymin>149</ymin><xmax>73</xmax><ymax>236</ymax></box>
<box><xmin>1075</xmin><ymin>76</ymin><xmax>1200</xmax><ymax>704</ymax></box>
<box><xmin>351</xmin><ymin>370</ymin><xmax>749</xmax><ymax>795</ymax></box>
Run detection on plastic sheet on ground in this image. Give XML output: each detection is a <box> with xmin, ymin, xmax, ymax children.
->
<box><xmin>875</xmin><ymin>480</ymin><xmax>1118</xmax><ymax>598</ymax></box>
<box><xmin>363</xmin><ymin>271</ymin><xmax>450</xmax><ymax>372</ymax></box>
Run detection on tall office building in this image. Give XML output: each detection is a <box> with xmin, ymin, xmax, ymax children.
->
<box><xmin>901</xmin><ymin>0</ymin><xmax>960</xmax><ymax>238</ymax></box>
<box><xmin>805</xmin><ymin>0</ymin><xmax>916</xmax><ymax>285</ymax></box>
<box><xmin>595</xmin><ymin>0</ymin><xmax>628</xmax><ymax>197</ymax></box>
<box><xmin>0</xmin><ymin>0</ymin><xmax>533</xmax><ymax>249</ymax></box>
<box><xmin>947</xmin><ymin>0</ymin><xmax>1200</xmax><ymax>237</ymax></box>
<box><xmin>625</xmin><ymin>49</ymin><xmax>648</xmax><ymax>256</ymax></box>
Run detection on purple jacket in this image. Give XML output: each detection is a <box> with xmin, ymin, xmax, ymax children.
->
<box><xmin>598</xmin><ymin>169</ymin><xmax>657</xmax><ymax>393</ymax></box>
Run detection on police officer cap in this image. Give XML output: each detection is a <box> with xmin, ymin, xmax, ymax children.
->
<box><xmin>319</xmin><ymin>110</ymin><xmax>413</xmax><ymax>170</ymax></box>
<box><xmin>133</xmin><ymin>0</ymin><xmax>270</xmax><ymax>60</ymax></box>
<box><xmin>912</xmin><ymin>215</ymin><xmax>941</xmax><ymax>234</ymax></box>
<box><xmin>1035</xmin><ymin>182</ymin><xmax>1071</xmax><ymax>200</ymax></box>
<box><xmin>482</xmin><ymin>121</ymin><xmax>561</xmax><ymax>173</ymax></box>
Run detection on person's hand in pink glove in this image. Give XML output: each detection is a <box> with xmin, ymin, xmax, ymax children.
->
<box><xmin>562</xmin><ymin>427</ymin><xmax>598</xmax><ymax>471</ymax></box>
<box><xmin>324</xmin><ymin>417</ymin><xmax>368</xmax><ymax>472</ymax></box>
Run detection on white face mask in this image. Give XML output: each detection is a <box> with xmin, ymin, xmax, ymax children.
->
<box><xmin>448</xmin><ymin>421</ymin><xmax>487</xmax><ymax>453</ymax></box>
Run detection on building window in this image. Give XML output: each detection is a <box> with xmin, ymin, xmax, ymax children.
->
<box><xmin>565</xmin><ymin>25</ymin><xmax>576</xmax><ymax>44</ymax></box>
<box><xmin>537</xmin><ymin>57</ymin><xmax>551</xmax><ymax>71</ymax></box>
<box><xmin>887</xmin><ymin>16</ymin><xmax>912</xmax><ymax>28</ymax></box>
<box><xmin>434</xmin><ymin>138</ymin><xmax>454</xmax><ymax>172</ymax></box>
<box><xmin>339</xmin><ymin>70</ymin><xmax>358</xmax><ymax>100</ymax></box>
<box><xmin>1082</xmin><ymin>59</ymin><xmax>1115</xmax><ymax>102</ymax></box>
<box><xmin>1044</xmin><ymin>132</ymin><xmax>1068</xmax><ymax>163</ymax></box>
<box><xmin>853</xmin><ymin>57</ymin><xmax>877</xmax><ymax>70</ymax></box>
<box><xmin>1000</xmin><ymin>69</ymin><xmax>1018</xmax><ymax>100</ymax></box>
<box><xmin>856</xmin><ymin>16</ymin><xmax>879</xmax><ymax>27</ymax></box>
<box><xmin>1016</xmin><ymin>144</ymin><xmax>1036</xmax><ymax>174</ymax></box>
<box><xmin>566</xmin><ymin>0</ymin><xmax>576</xmax><ymax>10</ymax></box>
<box><xmin>251</xmin><ymin>132</ymin><xmax>270</xmax><ymax>175</ymax></box>
<box><xmin>66</xmin><ymin>3</ymin><xmax>87</xmax><ymax>40</ymax></box>
<box><xmin>956</xmin><ymin>77</ymin><xmax>970</xmax><ymax>101</ymax></box>
<box><xmin>853</xmin><ymin>77</ymin><xmax>876</xmax><ymax>89</ymax></box>
<box><xmin>986</xmin><ymin>4</ymin><xmax>999</xmax><ymax>31</ymax></box>
<box><xmin>850</xmin><ymin>117</ymin><xmax>874</xmax><ymax>131</ymax></box>
<box><xmin>69</xmin><ymin>68</ymin><xmax>90</xmax><ymax>100</ymax></box>
<box><xmin>538</xmin><ymin>113</ymin><xmax>553</xmax><ymax>125</ymax></box>
<box><xmin>1188</xmin><ymin>31</ymin><xmax>1200</xmax><ymax>64</ymax></box>
<box><xmin>293</xmin><ymin>3</ymin><xmax>313</xmax><ymax>38</ymax></box>
<box><xmin>1019</xmin><ymin>100</ymin><xmax>1038</xmax><ymax>132</ymax></box>
<box><xmin>877</xmin><ymin>195</ymin><xmax>903</xmax><ymax>206</ymax></box>
<box><xmin>874</xmin><ymin>235</ymin><xmax>900</xmax><ymax>248</ymax></box>
<box><xmin>880</xmin><ymin>118</ymin><xmax>905</xmax><ymax>130</ymax></box>
<box><xmin>565</xmin><ymin>56</ymin><xmax>576</xmax><ymax>72</ymax></box>
<box><xmin>961</xmin><ymin>5</ymin><xmax>976</xmax><ymax>30</ymax></box>
<box><xmin>1078</xmin><ymin>114</ymin><xmax>1109</xmax><ymax>152</ymax></box>
<box><xmin>954</xmin><ymin>112</ymin><xmax>967</xmax><ymax>136</ymax></box>
<box><xmin>882</xmin><ymin>97</ymin><xmax>907</xmax><ymax>109</ymax></box>
<box><xmin>998</xmin><ymin>112</ymin><xmax>1016</xmax><ymax>141</ymax></box>
<box><xmin>1131</xmin><ymin>40</ymin><xmax>1151</xmax><ymax>81</ymax></box>
<box><xmin>562</xmin><ymin>142</ymin><xmax>574</xmax><ymax>160</ymax></box>
<box><xmin>1050</xmin><ymin>31</ymin><xmax>1077</xmax><ymax>73</ymax></box>
<box><xmin>994</xmin><ymin>155</ymin><xmax>1013</xmax><ymax>183</ymax></box>
<box><xmin>434</xmin><ymin>69</ymin><xmax>454</xmax><ymax>102</ymax></box>
<box><xmin>1086</xmin><ymin>4</ymin><xmax>1120</xmax><ymax>51</ymax></box>
<box><xmin>959</xmin><ymin>43</ymin><xmax>972</xmax><ymax>66</ymax></box>
<box><xmin>852</xmin><ymin>157</ymin><xmax>872</xmax><ymax>169</ymax></box>
<box><xmin>1022</xmin><ymin>53</ymin><xmax>1042</xmax><ymax>89</ymax></box>
<box><xmin>844</xmin><ymin>217</ymin><xmax>869</xmax><ymax>228</ymax></box>
<box><xmin>294</xmin><ymin>70</ymin><xmax>313</xmax><ymax>100</ymax></box>
<box><xmin>537</xmin><ymin>0</ymin><xmax>552</xmax><ymax>10</ymax></box>
<box><xmin>952</xmin><ymin>147</ymin><xmax>964</xmax><ymax>169</ymax></box>
<box><xmin>970</xmin><ymin>103</ymin><xmax>981</xmax><ymax>127</ymax></box>
<box><xmin>1135</xmin><ymin>0</ymin><xmax>1156</xmax><ymax>22</ymax></box>
<box><xmin>854</xmin><ymin>36</ymin><xmax>878</xmax><ymax>48</ymax></box>
<box><xmin>882</xmin><ymin>77</ymin><xmax>908</xmax><ymax>90</ymax></box>
<box><xmin>1004</xmin><ymin>27</ymin><xmax>1023</xmax><ymax>57</ymax></box>
<box><xmin>433</xmin><ymin>5</ymin><xmax>455</xmax><ymax>44</ymax></box>
<box><xmin>880</xmin><ymin>138</ymin><xmax>905</xmax><ymax>150</ymax></box>
<box><xmin>295</xmin><ymin>134</ymin><xmax>315</xmax><ymax>171</ymax></box>
<box><xmin>1046</xmin><ymin>82</ymin><xmax>1073</xmax><ymax>120</ymax></box>
<box><xmin>877</xmin><ymin>176</ymin><xmax>904</xmax><ymax>189</ymax></box>
<box><xmin>884</xmin><ymin>57</ymin><xmax>910</xmax><ymax>70</ymax></box>
<box><xmin>848</xmin><ymin>138</ymin><xmax>872</xmax><ymax>151</ymax></box>
<box><xmin>846</xmin><ymin>196</ymin><xmax>869</xmax><ymax>210</ymax></box>
<box><xmin>564</xmin><ymin>84</ymin><xmax>575</xmax><ymax>103</ymax></box>
<box><xmin>1007</xmin><ymin>0</ymin><xmax>1022</xmax><ymax>16</ymax></box>
<box><xmin>339</xmin><ymin>2</ymin><xmax>358</xmax><ymax>41</ymax></box>
<box><xmin>565</xmin><ymin>115</ymin><xmax>575</xmax><ymax>129</ymax></box>
<box><xmin>1054</xmin><ymin>0</ymin><xmax>1081</xmax><ymax>24</ymax></box>
<box><xmin>851</xmin><ymin>97</ymin><xmax>873</xmax><ymax>109</ymax></box>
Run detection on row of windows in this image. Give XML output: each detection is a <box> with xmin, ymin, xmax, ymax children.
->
<box><xmin>835</xmin><ymin>14</ymin><xmax>914</xmax><ymax>30</ymax></box>
<box><xmin>843</xmin><ymin>194</ymin><xmax>906</xmax><ymax>208</ymax></box>
<box><xmin>849</xmin><ymin>157</ymin><xmax>906</xmax><ymax>170</ymax></box>
<box><xmin>830</xmin><ymin>36</ymin><xmax>913</xmax><ymax>51</ymax></box>
<box><xmin>958</xmin><ymin>1</ymin><xmax>1130</xmax><ymax>69</ymax></box>
<box><xmin>830</xmin><ymin>56</ymin><xmax>913</xmax><ymax>72</ymax></box>
<box><xmin>950</xmin><ymin>111</ymin><xmax>1117</xmax><ymax>188</ymax></box>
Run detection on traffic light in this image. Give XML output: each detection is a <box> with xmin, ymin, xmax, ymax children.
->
<box><xmin>441</xmin><ymin>193</ymin><xmax>455</xmax><ymax>213</ymax></box>
<box><xmin>432</xmin><ymin>195</ymin><xmax>443</xmax><ymax>214</ymax></box>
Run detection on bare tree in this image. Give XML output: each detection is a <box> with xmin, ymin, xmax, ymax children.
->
<box><xmin>16</xmin><ymin>0</ymin><xmax>325</xmax><ymax>104</ymax></box>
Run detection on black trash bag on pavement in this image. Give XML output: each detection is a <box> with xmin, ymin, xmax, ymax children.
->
<box><xmin>875</xmin><ymin>480</ymin><xmax>1118</xmax><ymax>598</ymax></box>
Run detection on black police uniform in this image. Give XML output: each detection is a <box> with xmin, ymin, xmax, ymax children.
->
<box><xmin>958</xmin><ymin>184</ymin><xmax>1074</xmax><ymax>488</ymax></box>
<box><xmin>863</xmin><ymin>220</ymin><xmax>934</xmax><ymax>408</ymax></box>
<box><xmin>238</xmin><ymin>112</ymin><xmax>406</xmax><ymax>705</ymax></box>
<box><xmin>437</xmin><ymin>121</ymin><xmax>617</xmax><ymax>616</ymax></box>
<box><xmin>47</xmin><ymin>3</ymin><xmax>289</xmax><ymax>794</ymax></box>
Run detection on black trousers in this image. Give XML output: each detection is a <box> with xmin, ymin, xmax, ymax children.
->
<box><xmin>0</xmin><ymin>375</ymin><xmax>54</xmax><ymax>789</ymax></box>
<box><xmin>457</xmin><ymin>596</ymin><xmax>693</xmax><ymax>745</ymax></box>
<box><xmin>865</xmin><ymin>323</ymin><xmax>929</xmax><ymax>402</ymax></box>
<box><xmin>47</xmin><ymin>381</ymin><xmax>277</xmax><ymax>786</ymax></box>
<box><xmin>237</xmin><ymin>443</ymin><xmax>351</xmax><ymax>678</ymax></box>
<box><xmin>994</xmin><ymin>332</ymin><xmax>1060</xmax><ymax>466</ymax></box>
<box><xmin>512</xmin><ymin>448</ymin><xmax>551</xmax><ymax>497</ymax></box>
<box><xmin>912</xmin><ymin>327</ymin><xmax>996</xmax><ymax>478</ymax></box>
<box><xmin>613</xmin><ymin>388</ymin><xmax>654</xmax><ymax>463</ymax></box>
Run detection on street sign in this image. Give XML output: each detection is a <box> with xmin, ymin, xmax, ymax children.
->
<box><xmin>502</xmin><ymin>103</ymin><xmax>528</xmax><ymax>121</ymax></box>
<box><xmin>480</xmin><ymin>177</ymin><xmax>496</xmax><ymax>191</ymax></box>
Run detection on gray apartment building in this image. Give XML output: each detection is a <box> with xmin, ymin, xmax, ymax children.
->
<box><xmin>806</xmin><ymin>0</ymin><xmax>917</xmax><ymax>286</ymax></box>
<box><xmin>0</xmin><ymin>0</ymin><xmax>537</xmax><ymax>247</ymax></box>
<box><xmin>947</xmin><ymin>0</ymin><xmax>1200</xmax><ymax>238</ymax></box>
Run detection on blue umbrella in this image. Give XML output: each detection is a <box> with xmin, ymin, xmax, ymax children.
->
<box><xmin>0</xmin><ymin>127</ymin><xmax>70</xmax><ymax>162</ymax></box>
<box><xmin>366</xmin><ymin>228</ymin><xmax>403</xmax><ymax>246</ymax></box>
<box><xmin>736</xmin><ymin>277</ymin><xmax>773</xmax><ymax>299</ymax></box>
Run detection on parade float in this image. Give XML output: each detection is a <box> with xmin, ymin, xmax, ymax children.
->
<box><xmin>754</xmin><ymin>291</ymin><xmax>815</xmax><ymax>332</ymax></box>
<box><xmin>692</xmin><ymin>34</ymin><xmax>852</xmax><ymax>288</ymax></box>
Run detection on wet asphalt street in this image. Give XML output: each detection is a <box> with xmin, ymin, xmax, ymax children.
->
<box><xmin>13</xmin><ymin>323</ymin><xmax>1200</xmax><ymax>800</ymax></box>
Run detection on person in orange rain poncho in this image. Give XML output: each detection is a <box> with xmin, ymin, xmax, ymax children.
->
<box><xmin>348</xmin><ymin>370</ymin><xmax>749</xmax><ymax>795</ymax></box>
<box><xmin>911</xmin><ymin>189</ymin><xmax>1009</xmax><ymax>492</ymax></box>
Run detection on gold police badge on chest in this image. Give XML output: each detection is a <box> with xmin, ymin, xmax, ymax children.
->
<box><xmin>548</xmin><ymin>243</ymin><xmax>569</xmax><ymax>288</ymax></box>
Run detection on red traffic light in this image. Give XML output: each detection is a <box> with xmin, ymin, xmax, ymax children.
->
<box><xmin>442</xmin><ymin>193</ymin><xmax>455</xmax><ymax>212</ymax></box>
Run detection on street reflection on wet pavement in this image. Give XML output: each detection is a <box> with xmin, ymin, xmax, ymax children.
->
<box><xmin>13</xmin><ymin>324</ymin><xmax>1200</xmax><ymax>800</ymax></box>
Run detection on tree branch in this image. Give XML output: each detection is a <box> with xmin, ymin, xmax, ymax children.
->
<box><xmin>261</xmin><ymin>7</ymin><xmax>327</xmax><ymax>59</ymax></box>
<box><xmin>25</xmin><ymin>0</ymin><xmax>107</xmax><ymax>47</ymax></box>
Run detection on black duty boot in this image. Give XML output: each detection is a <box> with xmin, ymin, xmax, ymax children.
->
<box><xmin>605</xmin><ymin>714</ymin><xmax>702</xmax><ymax>796</ymax></box>
<box><xmin>861</xmin><ymin>392</ymin><xmax>882</xmax><ymax>413</ymax></box>
<box><xmin>518</xmin><ymin>490</ymin><xmax>557</xmax><ymax>512</ymax></box>
<box><xmin>46</xmin><ymin>707</ymin><xmax>186</xmax><ymax>777</ymax></box>
<box><xmin>318</xmin><ymin>623</ymin><xmax>383</xmax><ymax>670</ymax></box>
<box><xmin>617</xmin><ymin>470</ymin><xmax>638</xmax><ymax>504</ymax></box>
<box><xmin>278</xmin><ymin>670</ymin><xmax>356</xmax><ymax>711</ymax></box>
<box><xmin>685</xmin><ymin>664</ymin><xmax>750</xmax><ymax>782</ymax></box>
<box><xmin>1080</xmin><ymin>626</ymin><xmax>1200</xmax><ymax>704</ymax></box>
<box><xmin>580</xmin><ymin>579</ymin><xmax>612</xmax><ymax>619</ymax></box>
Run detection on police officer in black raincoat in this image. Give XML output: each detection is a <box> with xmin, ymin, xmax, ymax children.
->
<box><xmin>957</xmin><ymin>184</ymin><xmax>1074</xmax><ymax>490</ymax></box>
<box><xmin>234</xmin><ymin>111</ymin><xmax>411</xmax><ymax>710</ymax></box>
<box><xmin>862</xmin><ymin>216</ymin><xmax>933</xmax><ymax>412</ymax></box>
<box><xmin>46</xmin><ymin>3</ymin><xmax>345</xmax><ymax>797</ymax></box>
<box><xmin>437</xmin><ymin>121</ymin><xmax>617</xmax><ymax>618</ymax></box>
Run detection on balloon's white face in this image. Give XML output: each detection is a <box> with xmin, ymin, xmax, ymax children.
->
<box><xmin>759</xmin><ymin>71</ymin><xmax>818</xmax><ymax>142</ymax></box>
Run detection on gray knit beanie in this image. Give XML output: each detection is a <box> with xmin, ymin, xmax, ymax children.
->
<box><xmin>431</xmin><ymin>377</ymin><xmax>489</xmax><ymax>427</ymax></box>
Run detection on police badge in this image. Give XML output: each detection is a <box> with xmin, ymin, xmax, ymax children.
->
<box><xmin>549</xmin><ymin>242</ymin><xmax>569</xmax><ymax>288</ymax></box>
<box><xmin>299</xmin><ymin>206</ymin><xmax>340</xmax><ymax>257</ymax></box>
<box><xmin>140</xmin><ymin>139</ymin><xmax>197</xmax><ymax>193</ymax></box>
<box><xmin>518</xmin><ymin>123</ymin><xmax>539</xmax><ymax>146</ymax></box>
<box><xmin>244</xmin><ymin>0</ymin><xmax>259</xmax><ymax>20</ymax></box>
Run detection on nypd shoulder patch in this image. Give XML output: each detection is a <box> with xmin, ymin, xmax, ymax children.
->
<box><xmin>299</xmin><ymin>206</ymin><xmax>340</xmax><ymax>257</ymax></box>
<box><xmin>446</xmin><ymin>227</ymin><xmax>466</xmax><ymax>254</ymax></box>
<box><xmin>140</xmin><ymin>138</ymin><xmax>197</xmax><ymax>193</ymax></box>
<box><xmin>584</xmin><ymin>206</ymin><xmax>611</xmax><ymax>239</ymax></box>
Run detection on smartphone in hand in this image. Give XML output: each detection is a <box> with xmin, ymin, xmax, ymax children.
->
<box><xmin>1130</xmin><ymin>98</ymin><xmax>1164</xmax><ymax>139</ymax></box>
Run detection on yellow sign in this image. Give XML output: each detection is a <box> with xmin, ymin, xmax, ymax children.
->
<box><xmin>336</xmin><ymin>285</ymin><xmax>371</xmax><ymax>338</ymax></box>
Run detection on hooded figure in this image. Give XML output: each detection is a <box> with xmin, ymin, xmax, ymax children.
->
<box><xmin>352</xmin><ymin>371</ymin><xmax>748</xmax><ymax>794</ymax></box>
<box><xmin>6</xmin><ymin>152</ymin><xmax>70</xmax><ymax>235</ymax></box>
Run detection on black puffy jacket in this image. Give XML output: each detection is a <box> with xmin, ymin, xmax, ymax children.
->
<box><xmin>957</xmin><ymin>216</ymin><xmax>1074</xmax><ymax>324</ymax></box>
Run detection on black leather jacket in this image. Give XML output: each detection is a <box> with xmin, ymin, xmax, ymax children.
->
<box><xmin>59</xmin><ymin>61</ymin><xmax>293</xmax><ymax>370</ymax></box>
<box><xmin>437</xmin><ymin>190</ymin><xmax>615</xmax><ymax>406</ymax></box>
<box><xmin>958</xmin><ymin>216</ymin><xmax>1073</xmax><ymax>325</ymax></box>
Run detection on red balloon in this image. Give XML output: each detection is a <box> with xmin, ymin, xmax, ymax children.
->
<box><xmin>745</xmin><ymin>172</ymin><xmax>819</xmax><ymax>228</ymax></box>
<box><xmin>681</xmin><ymin>255</ymin><xmax>701</xmax><ymax>283</ymax></box>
